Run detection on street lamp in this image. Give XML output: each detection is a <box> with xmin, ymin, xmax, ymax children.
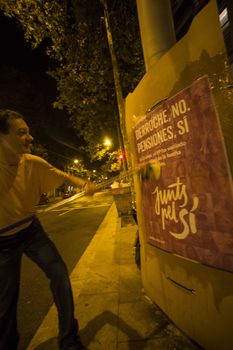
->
<box><xmin>103</xmin><ymin>137</ymin><xmax>112</xmax><ymax>147</ymax></box>
<box><xmin>74</xmin><ymin>159</ymin><xmax>79</xmax><ymax>164</ymax></box>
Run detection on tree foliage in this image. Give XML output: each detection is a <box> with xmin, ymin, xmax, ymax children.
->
<box><xmin>0</xmin><ymin>0</ymin><xmax>67</xmax><ymax>59</ymax></box>
<box><xmin>0</xmin><ymin>0</ymin><xmax>144</xmax><ymax>151</ymax></box>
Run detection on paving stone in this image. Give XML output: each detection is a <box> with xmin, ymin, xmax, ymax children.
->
<box><xmin>118</xmin><ymin>300</ymin><xmax>168</xmax><ymax>342</ymax></box>
<box><xmin>75</xmin><ymin>293</ymin><xmax>119</xmax><ymax>348</ymax></box>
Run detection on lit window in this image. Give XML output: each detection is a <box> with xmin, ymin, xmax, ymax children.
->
<box><xmin>219</xmin><ymin>8</ymin><xmax>229</xmax><ymax>30</ymax></box>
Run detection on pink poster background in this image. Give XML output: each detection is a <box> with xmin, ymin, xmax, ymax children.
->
<box><xmin>133</xmin><ymin>76</ymin><xmax>233</xmax><ymax>272</ymax></box>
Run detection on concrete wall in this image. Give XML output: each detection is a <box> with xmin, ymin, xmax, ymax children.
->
<box><xmin>125</xmin><ymin>1</ymin><xmax>233</xmax><ymax>349</ymax></box>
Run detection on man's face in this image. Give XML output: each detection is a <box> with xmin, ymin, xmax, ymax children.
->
<box><xmin>1</xmin><ymin>118</ymin><xmax>33</xmax><ymax>155</ymax></box>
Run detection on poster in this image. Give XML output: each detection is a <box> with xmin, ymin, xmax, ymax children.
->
<box><xmin>133</xmin><ymin>76</ymin><xmax>233</xmax><ymax>272</ymax></box>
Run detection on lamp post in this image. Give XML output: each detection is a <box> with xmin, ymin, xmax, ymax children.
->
<box><xmin>101</xmin><ymin>0</ymin><xmax>128</xmax><ymax>172</ymax></box>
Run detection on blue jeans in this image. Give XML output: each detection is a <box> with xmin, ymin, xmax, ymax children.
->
<box><xmin>0</xmin><ymin>218</ymin><xmax>79</xmax><ymax>350</ymax></box>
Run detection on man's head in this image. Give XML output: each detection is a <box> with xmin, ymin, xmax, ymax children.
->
<box><xmin>0</xmin><ymin>109</ymin><xmax>33</xmax><ymax>155</ymax></box>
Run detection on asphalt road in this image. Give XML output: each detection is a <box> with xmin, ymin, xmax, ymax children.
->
<box><xmin>17</xmin><ymin>191</ymin><xmax>113</xmax><ymax>350</ymax></box>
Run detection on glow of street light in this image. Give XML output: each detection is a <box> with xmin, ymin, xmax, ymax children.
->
<box><xmin>104</xmin><ymin>137</ymin><xmax>111</xmax><ymax>147</ymax></box>
<box><xmin>74</xmin><ymin>159</ymin><xmax>79</xmax><ymax>164</ymax></box>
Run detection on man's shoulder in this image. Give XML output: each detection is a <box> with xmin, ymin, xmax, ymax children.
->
<box><xmin>23</xmin><ymin>153</ymin><xmax>48</xmax><ymax>164</ymax></box>
<box><xmin>22</xmin><ymin>154</ymin><xmax>50</xmax><ymax>170</ymax></box>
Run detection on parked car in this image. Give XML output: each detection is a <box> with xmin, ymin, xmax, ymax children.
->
<box><xmin>62</xmin><ymin>190</ymin><xmax>77</xmax><ymax>199</ymax></box>
<box><xmin>62</xmin><ymin>192</ymin><xmax>72</xmax><ymax>199</ymax></box>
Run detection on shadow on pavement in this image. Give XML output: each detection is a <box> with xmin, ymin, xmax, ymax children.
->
<box><xmin>33</xmin><ymin>310</ymin><xmax>148</xmax><ymax>350</ymax></box>
<box><xmin>80</xmin><ymin>310</ymin><xmax>147</xmax><ymax>349</ymax></box>
<box><xmin>33</xmin><ymin>336</ymin><xmax>57</xmax><ymax>349</ymax></box>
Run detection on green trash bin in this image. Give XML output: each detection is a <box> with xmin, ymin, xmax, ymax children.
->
<box><xmin>111</xmin><ymin>186</ymin><xmax>132</xmax><ymax>217</ymax></box>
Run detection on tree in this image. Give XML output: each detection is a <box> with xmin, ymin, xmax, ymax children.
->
<box><xmin>66</xmin><ymin>159</ymin><xmax>89</xmax><ymax>177</ymax></box>
<box><xmin>86</xmin><ymin>142</ymin><xmax>120</xmax><ymax>176</ymax></box>
<box><xmin>0</xmin><ymin>0</ymin><xmax>144</xmax><ymax>153</ymax></box>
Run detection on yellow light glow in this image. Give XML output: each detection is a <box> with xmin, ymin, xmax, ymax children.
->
<box><xmin>104</xmin><ymin>138</ymin><xmax>111</xmax><ymax>147</ymax></box>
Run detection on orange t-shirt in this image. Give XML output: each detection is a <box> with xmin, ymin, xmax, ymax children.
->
<box><xmin>0</xmin><ymin>154</ymin><xmax>69</xmax><ymax>236</ymax></box>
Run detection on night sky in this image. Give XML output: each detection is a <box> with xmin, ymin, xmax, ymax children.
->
<box><xmin>0</xmin><ymin>11</ymin><xmax>84</xmax><ymax>168</ymax></box>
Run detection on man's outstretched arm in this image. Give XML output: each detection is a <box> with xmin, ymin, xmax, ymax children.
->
<box><xmin>66</xmin><ymin>174</ymin><xmax>97</xmax><ymax>194</ymax></box>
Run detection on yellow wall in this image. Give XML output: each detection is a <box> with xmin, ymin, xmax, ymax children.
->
<box><xmin>125</xmin><ymin>1</ymin><xmax>233</xmax><ymax>349</ymax></box>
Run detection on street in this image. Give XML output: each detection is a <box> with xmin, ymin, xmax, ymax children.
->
<box><xmin>17</xmin><ymin>191</ymin><xmax>113</xmax><ymax>350</ymax></box>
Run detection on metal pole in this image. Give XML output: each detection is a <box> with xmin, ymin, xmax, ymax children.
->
<box><xmin>136</xmin><ymin>0</ymin><xmax>176</xmax><ymax>71</ymax></box>
<box><xmin>100</xmin><ymin>0</ymin><xmax>130</xmax><ymax>171</ymax></box>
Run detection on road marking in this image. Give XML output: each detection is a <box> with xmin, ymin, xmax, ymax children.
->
<box><xmin>51</xmin><ymin>204</ymin><xmax>110</xmax><ymax>215</ymax></box>
<box><xmin>79</xmin><ymin>204</ymin><xmax>110</xmax><ymax>209</ymax></box>
<box><xmin>38</xmin><ymin>192</ymin><xmax>85</xmax><ymax>213</ymax></box>
<box><xmin>37</xmin><ymin>192</ymin><xmax>112</xmax><ymax>215</ymax></box>
<box><xmin>58</xmin><ymin>208</ymin><xmax>76</xmax><ymax>216</ymax></box>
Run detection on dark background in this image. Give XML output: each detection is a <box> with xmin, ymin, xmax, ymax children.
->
<box><xmin>0</xmin><ymin>12</ymin><xmax>84</xmax><ymax>169</ymax></box>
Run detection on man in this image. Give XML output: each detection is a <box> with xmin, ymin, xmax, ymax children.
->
<box><xmin>0</xmin><ymin>109</ymin><xmax>94</xmax><ymax>350</ymax></box>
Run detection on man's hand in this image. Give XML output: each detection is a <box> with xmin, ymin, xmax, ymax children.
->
<box><xmin>139</xmin><ymin>161</ymin><xmax>161</xmax><ymax>182</ymax></box>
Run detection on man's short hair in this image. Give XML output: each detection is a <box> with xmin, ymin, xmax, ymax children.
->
<box><xmin>0</xmin><ymin>109</ymin><xmax>24</xmax><ymax>134</ymax></box>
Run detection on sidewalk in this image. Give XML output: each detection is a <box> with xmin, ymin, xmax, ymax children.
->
<box><xmin>28</xmin><ymin>201</ymin><xmax>201</xmax><ymax>350</ymax></box>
